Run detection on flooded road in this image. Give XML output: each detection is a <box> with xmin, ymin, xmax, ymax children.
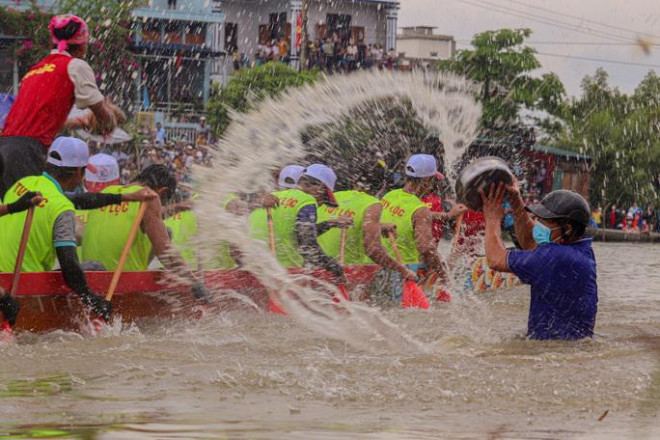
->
<box><xmin>1</xmin><ymin>241</ymin><xmax>659</xmax><ymax>439</ymax></box>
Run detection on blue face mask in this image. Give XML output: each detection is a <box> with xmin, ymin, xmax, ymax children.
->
<box><xmin>532</xmin><ymin>221</ymin><xmax>556</xmax><ymax>246</ymax></box>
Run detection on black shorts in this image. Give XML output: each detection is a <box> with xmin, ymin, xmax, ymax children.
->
<box><xmin>0</xmin><ymin>136</ymin><xmax>47</xmax><ymax>199</ymax></box>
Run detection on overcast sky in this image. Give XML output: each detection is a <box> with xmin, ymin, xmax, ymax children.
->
<box><xmin>398</xmin><ymin>0</ymin><xmax>660</xmax><ymax>97</ymax></box>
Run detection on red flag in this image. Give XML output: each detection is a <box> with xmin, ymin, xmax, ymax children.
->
<box><xmin>295</xmin><ymin>12</ymin><xmax>302</xmax><ymax>48</ymax></box>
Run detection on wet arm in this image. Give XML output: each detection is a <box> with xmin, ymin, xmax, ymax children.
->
<box><xmin>484</xmin><ymin>214</ymin><xmax>510</xmax><ymax>272</ymax></box>
<box><xmin>143</xmin><ymin>198</ymin><xmax>196</xmax><ymax>280</ymax></box>
<box><xmin>363</xmin><ymin>204</ymin><xmax>403</xmax><ymax>272</ymax></box>
<box><xmin>510</xmin><ymin>192</ymin><xmax>536</xmax><ymax>250</ymax></box>
<box><xmin>53</xmin><ymin>212</ymin><xmax>95</xmax><ymax>298</ymax></box>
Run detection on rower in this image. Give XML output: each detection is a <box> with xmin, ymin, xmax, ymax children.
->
<box><xmin>278</xmin><ymin>165</ymin><xmax>305</xmax><ymax>189</ymax></box>
<box><xmin>75</xmin><ymin>153</ymin><xmax>120</xmax><ymax>231</ymax></box>
<box><xmin>0</xmin><ymin>14</ymin><xmax>117</xmax><ymax>198</ymax></box>
<box><xmin>163</xmin><ymin>191</ymin><xmax>199</xmax><ymax>266</ymax></box>
<box><xmin>0</xmin><ymin>137</ymin><xmax>114</xmax><ymax>321</ymax></box>
<box><xmin>481</xmin><ymin>182</ymin><xmax>597</xmax><ymax>340</ymax></box>
<box><xmin>379</xmin><ymin>154</ymin><xmax>449</xmax><ymax>301</ymax></box>
<box><xmin>250</xmin><ymin>164</ymin><xmax>345</xmax><ymax>284</ymax></box>
<box><xmin>317</xmin><ymin>162</ymin><xmax>416</xmax><ymax>282</ymax></box>
<box><xmin>81</xmin><ymin>165</ymin><xmax>210</xmax><ymax>302</ymax></box>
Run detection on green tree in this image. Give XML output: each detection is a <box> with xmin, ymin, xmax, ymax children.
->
<box><xmin>206</xmin><ymin>62</ymin><xmax>320</xmax><ymax>137</ymax></box>
<box><xmin>556</xmin><ymin>69</ymin><xmax>660</xmax><ymax>208</ymax></box>
<box><xmin>438</xmin><ymin>28</ymin><xmax>566</xmax><ymax>132</ymax></box>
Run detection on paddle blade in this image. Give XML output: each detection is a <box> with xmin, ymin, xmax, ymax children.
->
<box><xmin>402</xmin><ymin>280</ymin><xmax>429</xmax><ymax>309</ymax></box>
<box><xmin>436</xmin><ymin>288</ymin><xmax>452</xmax><ymax>303</ymax></box>
<box><xmin>1</xmin><ymin>320</ymin><xmax>14</xmax><ymax>343</ymax></box>
<box><xmin>335</xmin><ymin>284</ymin><xmax>350</xmax><ymax>302</ymax></box>
<box><xmin>268</xmin><ymin>297</ymin><xmax>287</xmax><ymax>315</ymax></box>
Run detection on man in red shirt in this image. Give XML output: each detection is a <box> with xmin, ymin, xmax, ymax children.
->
<box><xmin>0</xmin><ymin>14</ymin><xmax>117</xmax><ymax>198</ymax></box>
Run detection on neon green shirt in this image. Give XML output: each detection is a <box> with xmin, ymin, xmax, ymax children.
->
<box><xmin>380</xmin><ymin>189</ymin><xmax>427</xmax><ymax>264</ymax></box>
<box><xmin>82</xmin><ymin>185</ymin><xmax>152</xmax><ymax>271</ymax></box>
<box><xmin>0</xmin><ymin>174</ymin><xmax>74</xmax><ymax>272</ymax></box>
<box><xmin>249</xmin><ymin>189</ymin><xmax>317</xmax><ymax>267</ymax></box>
<box><xmin>317</xmin><ymin>190</ymin><xmax>380</xmax><ymax>264</ymax></box>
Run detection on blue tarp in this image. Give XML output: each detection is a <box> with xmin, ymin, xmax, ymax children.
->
<box><xmin>0</xmin><ymin>94</ymin><xmax>15</xmax><ymax>131</ymax></box>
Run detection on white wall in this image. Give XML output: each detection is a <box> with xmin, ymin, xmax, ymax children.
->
<box><xmin>397</xmin><ymin>38</ymin><xmax>454</xmax><ymax>60</ymax></box>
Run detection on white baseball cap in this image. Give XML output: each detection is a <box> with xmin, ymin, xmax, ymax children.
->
<box><xmin>85</xmin><ymin>153</ymin><xmax>120</xmax><ymax>183</ymax></box>
<box><xmin>278</xmin><ymin>165</ymin><xmax>305</xmax><ymax>188</ymax></box>
<box><xmin>47</xmin><ymin>137</ymin><xmax>95</xmax><ymax>170</ymax></box>
<box><xmin>303</xmin><ymin>164</ymin><xmax>338</xmax><ymax>206</ymax></box>
<box><xmin>405</xmin><ymin>154</ymin><xmax>438</xmax><ymax>178</ymax></box>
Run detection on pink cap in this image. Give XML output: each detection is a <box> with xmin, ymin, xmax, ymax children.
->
<box><xmin>49</xmin><ymin>14</ymin><xmax>89</xmax><ymax>53</ymax></box>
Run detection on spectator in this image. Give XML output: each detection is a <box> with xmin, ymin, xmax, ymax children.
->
<box><xmin>155</xmin><ymin>122</ymin><xmax>166</xmax><ymax>145</ymax></box>
<box><xmin>196</xmin><ymin>116</ymin><xmax>210</xmax><ymax>145</ymax></box>
<box><xmin>535</xmin><ymin>163</ymin><xmax>547</xmax><ymax>195</ymax></box>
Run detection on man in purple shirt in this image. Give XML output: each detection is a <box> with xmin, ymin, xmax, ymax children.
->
<box><xmin>480</xmin><ymin>180</ymin><xmax>598</xmax><ymax>340</ymax></box>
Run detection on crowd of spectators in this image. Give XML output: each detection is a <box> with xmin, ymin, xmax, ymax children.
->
<box><xmin>233</xmin><ymin>34</ymin><xmax>399</xmax><ymax>73</ymax></box>
<box><xmin>599</xmin><ymin>203</ymin><xmax>660</xmax><ymax>233</ymax></box>
<box><xmin>92</xmin><ymin>118</ymin><xmax>214</xmax><ymax>187</ymax></box>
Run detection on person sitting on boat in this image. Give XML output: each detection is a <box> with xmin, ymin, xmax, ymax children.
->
<box><xmin>316</xmin><ymin>160</ymin><xmax>416</xmax><ymax>290</ymax></box>
<box><xmin>81</xmin><ymin>164</ymin><xmax>210</xmax><ymax>302</ymax></box>
<box><xmin>0</xmin><ymin>137</ymin><xmax>119</xmax><ymax>323</ymax></box>
<box><xmin>0</xmin><ymin>14</ymin><xmax>118</xmax><ymax>199</ymax></box>
<box><xmin>480</xmin><ymin>181</ymin><xmax>597</xmax><ymax>340</ymax></box>
<box><xmin>375</xmin><ymin>154</ymin><xmax>450</xmax><ymax>303</ymax></box>
<box><xmin>250</xmin><ymin>164</ymin><xmax>346</xmax><ymax>284</ymax></box>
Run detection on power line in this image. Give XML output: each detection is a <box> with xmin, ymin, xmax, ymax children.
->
<box><xmin>536</xmin><ymin>51</ymin><xmax>660</xmax><ymax>68</ymax></box>
<box><xmin>505</xmin><ymin>0</ymin><xmax>660</xmax><ymax>41</ymax></box>
<box><xmin>453</xmin><ymin>0</ymin><xmax>632</xmax><ymax>43</ymax></box>
<box><xmin>456</xmin><ymin>40</ymin><xmax>660</xmax><ymax>46</ymax></box>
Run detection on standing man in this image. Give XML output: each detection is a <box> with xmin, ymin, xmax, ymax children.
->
<box><xmin>480</xmin><ymin>182</ymin><xmax>597</xmax><ymax>340</ymax></box>
<box><xmin>378</xmin><ymin>154</ymin><xmax>450</xmax><ymax>301</ymax></box>
<box><xmin>0</xmin><ymin>14</ymin><xmax>117</xmax><ymax>197</ymax></box>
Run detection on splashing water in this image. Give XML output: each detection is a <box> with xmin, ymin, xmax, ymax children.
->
<box><xmin>193</xmin><ymin>71</ymin><xmax>482</xmax><ymax>352</ymax></box>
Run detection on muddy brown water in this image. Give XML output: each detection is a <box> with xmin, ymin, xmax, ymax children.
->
<box><xmin>1</xmin><ymin>242</ymin><xmax>658</xmax><ymax>439</ymax></box>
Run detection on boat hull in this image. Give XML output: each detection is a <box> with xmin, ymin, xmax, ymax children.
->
<box><xmin>0</xmin><ymin>267</ymin><xmax>379</xmax><ymax>333</ymax></box>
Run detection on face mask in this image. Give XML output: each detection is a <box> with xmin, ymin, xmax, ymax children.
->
<box><xmin>532</xmin><ymin>221</ymin><xmax>559</xmax><ymax>246</ymax></box>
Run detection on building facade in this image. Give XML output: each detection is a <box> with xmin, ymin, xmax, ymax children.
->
<box><xmin>219</xmin><ymin>0</ymin><xmax>399</xmax><ymax>72</ymax></box>
<box><xmin>397</xmin><ymin>26</ymin><xmax>455</xmax><ymax>70</ymax></box>
<box><xmin>130</xmin><ymin>0</ymin><xmax>225</xmax><ymax>124</ymax></box>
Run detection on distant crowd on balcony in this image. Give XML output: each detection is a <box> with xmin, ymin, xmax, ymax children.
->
<box><xmin>232</xmin><ymin>33</ymin><xmax>399</xmax><ymax>73</ymax></box>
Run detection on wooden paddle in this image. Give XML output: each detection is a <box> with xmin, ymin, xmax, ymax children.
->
<box><xmin>105</xmin><ymin>202</ymin><xmax>147</xmax><ymax>302</ymax></box>
<box><xmin>388</xmin><ymin>232</ymin><xmax>429</xmax><ymax>309</ymax></box>
<box><xmin>266</xmin><ymin>207</ymin><xmax>276</xmax><ymax>254</ymax></box>
<box><xmin>265</xmin><ymin>207</ymin><xmax>286</xmax><ymax>314</ymax></box>
<box><xmin>1</xmin><ymin>206</ymin><xmax>35</xmax><ymax>334</ymax></box>
<box><xmin>335</xmin><ymin>229</ymin><xmax>349</xmax><ymax>301</ymax></box>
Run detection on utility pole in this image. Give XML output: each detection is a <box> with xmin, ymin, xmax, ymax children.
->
<box><xmin>299</xmin><ymin>0</ymin><xmax>309</xmax><ymax>70</ymax></box>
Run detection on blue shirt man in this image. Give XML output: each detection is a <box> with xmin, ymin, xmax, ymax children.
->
<box><xmin>506</xmin><ymin>238</ymin><xmax>597</xmax><ymax>339</ymax></box>
<box><xmin>480</xmin><ymin>180</ymin><xmax>598</xmax><ymax>341</ymax></box>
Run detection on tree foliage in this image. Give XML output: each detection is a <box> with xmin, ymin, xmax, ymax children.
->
<box><xmin>556</xmin><ymin>68</ymin><xmax>660</xmax><ymax>207</ymax></box>
<box><xmin>438</xmin><ymin>28</ymin><xmax>566</xmax><ymax>131</ymax></box>
<box><xmin>206</xmin><ymin>62</ymin><xmax>320</xmax><ymax>137</ymax></box>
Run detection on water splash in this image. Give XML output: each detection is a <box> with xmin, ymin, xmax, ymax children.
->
<box><xmin>192</xmin><ymin>71</ymin><xmax>482</xmax><ymax>352</ymax></box>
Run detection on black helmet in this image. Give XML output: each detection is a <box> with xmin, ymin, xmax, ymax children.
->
<box><xmin>526</xmin><ymin>190</ymin><xmax>590</xmax><ymax>226</ymax></box>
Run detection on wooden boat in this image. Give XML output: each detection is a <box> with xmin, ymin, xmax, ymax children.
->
<box><xmin>1</xmin><ymin>257</ymin><xmax>519</xmax><ymax>333</ymax></box>
<box><xmin>0</xmin><ymin>266</ymin><xmax>379</xmax><ymax>333</ymax></box>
